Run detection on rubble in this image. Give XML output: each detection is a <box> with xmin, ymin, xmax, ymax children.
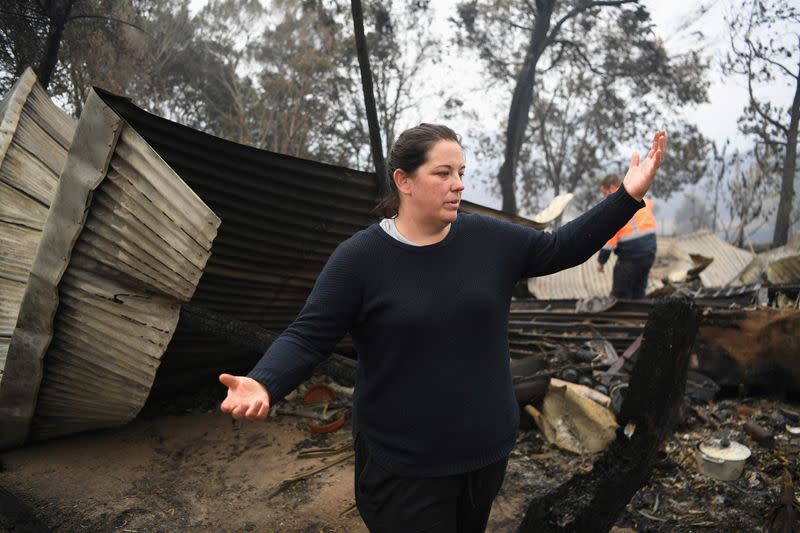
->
<box><xmin>767</xmin><ymin>470</ymin><xmax>800</xmax><ymax>533</ymax></box>
<box><xmin>509</xmin><ymin>287</ymin><xmax>800</xmax><ymax>398</ymax></box>
<box><xmin>737</xmin><ymin>235</ymin><xmax>800</xmax><ymax>286</ymax></box>
<box><xmin>526</xmin><ymin>380</ymin><xmax>618</xmax><ymax>454</ymax></box>
<box><xmin>519</xmin><ymin>298</ymin><xmax>698</xmax><ymax>532</ymax></box>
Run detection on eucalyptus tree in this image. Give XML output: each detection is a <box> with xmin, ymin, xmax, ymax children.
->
<box><xmin>723</xmin><ymin>145</ymin><xmax>780</xmax><ymax>247</ymax></box>
<box><xmin>453</xmin><ymin>0</ymin><xmax>709</xmax><ymax>214</ymax></box>
<box><xmin>723</xmin><ymin>0</ymin><xmax>799</xmax><ymax>246</ymax></box>
<box><xmin>0</xmin><ymin>0</ymin><xmax>146</xmax><ymax>110</ymax></box>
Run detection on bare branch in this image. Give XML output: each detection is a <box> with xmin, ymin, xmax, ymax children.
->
<box><xmin>0</xmin><ymin>8</ymin><xmax>48</xmax><ymax>23</ymax></box>
<box><xmin>544</xmin><ymin>0</ymin><xmax>637</xmax><ymax>49</ymax></box>
<box><xmin>745</xmin><ymin>36</ymin><xmax>798</xmax><ymax>80</ymax></box>
<box><xmin>746</xmin><ymin>65</ymin><xmax>789</xmax><ymax>135</ymax></box>
<box><xmin>551</xmin><ymin>39</ymin><xmax>606</xmax><ymax>77</ymax></box>
<box><xmin>67</xmin><ymin>14</ymin><xmax>146</xmax><ymax>33</ymax></box>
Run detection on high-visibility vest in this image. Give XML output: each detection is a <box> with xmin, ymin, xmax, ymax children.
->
<box><xmin>604</xmin><ymin>196</ymin><xmax>656</xmax><ymax>249</ymax></box>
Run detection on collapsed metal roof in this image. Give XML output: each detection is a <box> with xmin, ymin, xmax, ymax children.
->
<box><xmin>736</xmin><ymin>235</ymin><xmax>800</xmax><ymax>286</ymax></box>
<box><xmin>527</xmin><ymin>230</ymin><xmax>755</xmax><ymax>299</ymax></box>
<box><xmin>0</xmin><ymin>69</ymin><xmax>76</xmax><ymax>364</ymax></box>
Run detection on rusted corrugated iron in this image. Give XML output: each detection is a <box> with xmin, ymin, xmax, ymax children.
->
<box><xmin>93</xmin><ymin>90</ymin><xmax>377</xmax><ymax>385</ymax></box>
<box><xmin>0</xmin><ymin>89</ymin><xmax>219</xmax><ymax>449</ymax></box>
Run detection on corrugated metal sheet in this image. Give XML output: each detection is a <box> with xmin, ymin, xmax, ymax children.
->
<box><xmin>767</xmin><ymin>254</ymin><xmax>800</xmax><ymax>284</ymax></box>
<box><xmin>0</xmin><ymin>67</ymin><xmax>76</xmax><ymax>311</ymax></box>
<box><xmin>94</xmin><ymin>90</ymin><xmax>378</xmax><ymax>385</ymax></box>
<box><xmin>736</xmin><ymin>236</ymin><xmax>800</xmax><ymax>285</ymax></box>
<box><xmin>0</xmin><ymin>89</ymin><xmax>218</xmax><ymax>448</ymax></box>
<box><xmin>0</xmin><ymin>68</ymin><xmax>75</xmax><ymax>434</ymax></box>
<box><xmin>527</xmin><ymin>230</ymin><xmax>754</xmax><ymax>299</ymax></box>
<box><xmin>461</xmin><ymin>200</ymin><xmax>550</xmax><ymax>229</ymax></box>
<box><xmin>530</xmin><ymin>193</ymin><xmax>573</xmax><ymax>225</ymax></box>
<box><xmin>666</xmin><ymin>230</ymin><xmax>754</xmax><ymax>288</ymax></box>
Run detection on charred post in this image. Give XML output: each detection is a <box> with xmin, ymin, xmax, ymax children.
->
<box><xmin>519</xmin><ymin>298</ymin><xmax>698</xmax><ymax>532</ymax></box>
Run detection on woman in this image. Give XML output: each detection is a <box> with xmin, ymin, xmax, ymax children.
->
<box><xmin>220</xmin><ymin>124</ymin><xmax>666</xmax><ymax>532</ymax></box>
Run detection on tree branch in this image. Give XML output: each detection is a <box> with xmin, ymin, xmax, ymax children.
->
<box><xmin>544</xmin><ymin>0</ymin><xmax>637</xmax><ymax>49</ymax></box>
<box><xmin>747</xmin><ymin>67</ymin><xmax>789</xmax><ymax>135</ymax></box>
<box><xmin>0</xmin><ymin>9</ymin><xmax>48</xmax><ymax>23</ymax></box>
<box><xmin>745</xmin><ymin>36</ymin><xmax>798</xmax><ymax>81</ymax></box>
<box><xmin>551</xmin><ymin>39</ymin><xmax>606</xmax><ymax>77</ymax></box>
<box><xmin>66</xmin><ymin>14</ymin><xmax>146</xmax><ymax>33</ymax></box>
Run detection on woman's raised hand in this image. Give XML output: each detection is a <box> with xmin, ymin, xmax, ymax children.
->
<box><xmin>622</xmin><ymin>131</ymin><xmax>666</xmax><ymax>202</ymax></box>
<box><xmin>219</xmin><ymin>373</ymin><xmax>271</xmax><ymax>420</ymax></box>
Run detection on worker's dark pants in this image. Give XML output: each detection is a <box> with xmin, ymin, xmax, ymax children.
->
<box><xmin>354</xmin><ymin>433</ymin><xmax>508</xmax><ymax>533</ymax></box>
<box><xmin>612</xmin><ymin>256</ymin><xmax>655</xmax><ymax>300</ymax></box>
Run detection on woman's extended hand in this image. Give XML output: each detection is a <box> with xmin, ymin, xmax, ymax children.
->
<box><xmin>219</xmin><ymin>374</ymin><xmax>271</xmax><ymax>420</ymax></box>
<box><xmin>622</xmin><ymin>131</ymin><xmax>666</xmax><ymax>202</ymax></box>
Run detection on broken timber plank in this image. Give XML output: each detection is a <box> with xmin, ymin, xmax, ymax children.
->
<box><xmin>519</xmin><ymin>298</ymin><xmax>698</xmax><ymax>532</ymax></box>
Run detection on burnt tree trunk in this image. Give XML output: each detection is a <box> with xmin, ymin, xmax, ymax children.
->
<box><xmin>519</xmin><ymin>298</ymin><xmax>698</xmax><ymax>532</ymax></box>
<box><xmin>497</xmin><ymin>0</ymin><xmax>554</xmax><ymax>214</ymax></box>
<box><xmin>351</xmin><ymin>0</ymin><xmax>387</xmax><ymax>196</ymax></box>
<box><xmin>37</xmin><ymin>0</ymin><xmax>74</xmax><ymax>90</ymax></box>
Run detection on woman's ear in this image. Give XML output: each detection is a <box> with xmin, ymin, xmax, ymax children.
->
<box><xmin>393</xmin><ymin>168</ymin><xmax>412</xmax><ymax>195</ymax></box>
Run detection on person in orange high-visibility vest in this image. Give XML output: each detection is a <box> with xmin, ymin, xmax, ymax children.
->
<box><xmin>596</xmin><ymin>174</ymin><xmax>657</xmax><ymax>299</ymax></box>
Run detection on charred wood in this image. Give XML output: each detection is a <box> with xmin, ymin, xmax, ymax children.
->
<box><xmin>519</xmin><ymin>298</ymin><xmax>698</xmax><ymax>532</ymax></box>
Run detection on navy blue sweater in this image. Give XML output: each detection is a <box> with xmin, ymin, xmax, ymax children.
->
<box><xmin>248</xmin><ymin>186</ymin><xmax>644</xmax><ymax>476</ymax></box>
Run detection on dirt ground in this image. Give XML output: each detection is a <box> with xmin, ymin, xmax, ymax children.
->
<box><xmin>1</xmin><ymin>384</ymin><xmax>798</xmax><ymax>532</ymax></box>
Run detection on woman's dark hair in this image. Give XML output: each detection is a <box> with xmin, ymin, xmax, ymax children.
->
<box><xmin>375</xmin><ymin>123</ymin><xmax>462</xmax><ymax>218</ymax></box>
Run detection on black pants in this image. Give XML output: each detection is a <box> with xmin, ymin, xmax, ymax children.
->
<box><xmin>354</xmin><ymin>434</ymin><xmax>508</xmax><ymax>533</ymax></box>
<box><xmin>612</xmin><ymin>256</ymin><xmax>654</xmax><ymax>300</ymax></box>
